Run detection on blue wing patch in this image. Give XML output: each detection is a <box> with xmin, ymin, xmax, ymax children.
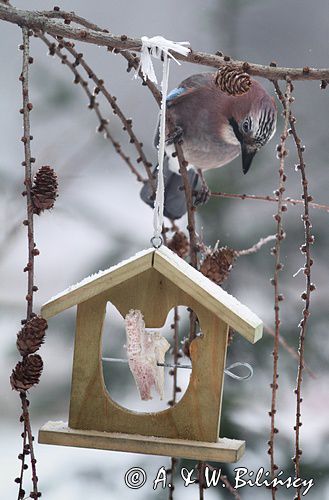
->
<box><xmin>166</xmin><ymin>87</ymin><xmax>186</xmax><ymax>106</ymax></box>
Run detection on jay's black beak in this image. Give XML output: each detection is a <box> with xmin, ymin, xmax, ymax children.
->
<box><xmin>241</xmin><ymin>146</ymin><xmax>257</xmax><ymax>175</ymax></box>
<box><xmin>228</xmin><ymin>118</ymin><xmax>257</xmax><ymax>174</ymax></box>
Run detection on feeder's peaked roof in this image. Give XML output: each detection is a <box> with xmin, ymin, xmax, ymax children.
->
<box><xmin>41</xmin><ymin>246</ymin><xmax>262</xmax><ymax>344</ymax></box>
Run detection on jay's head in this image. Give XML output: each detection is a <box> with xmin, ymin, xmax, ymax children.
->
<box><xmin>227</xmin><ymin>80</ymin><xmax>277</xmax><ymax>174</ymax></box>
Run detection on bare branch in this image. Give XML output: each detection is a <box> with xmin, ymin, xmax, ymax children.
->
<box><xmin>1</xmin><ymin>4</ymin><xmax>329</xmax><ymax>81</ymax></box>
<box><xmin>273</xmin><ymin>81</ymin><xmax>315</xmax><ymax>499</ymax></box>
<box><xmin>21</xmin><ymin>28</ymin><xmax>35</xmax><ymax>320</ymax></box>
<box><xmin>16</xmin><ymin>27</ymin><xmax>40</xmax><ymax>500</ymax></box>
<box><xmin>172</xmin><ymin>143</ymin><xmax>199</xmax><ymax>345</ymax></box>
<box><xmin>211</xmin><ymin>191</ymin><xmax>329</xmax><ymax>214</ymax></box>
<box><xmin>264</xmin><ymin>325</ymin><xmax>316</xmax><ymax>380</ymax></box>
<box><xmin>174</xmin><ymin>145</ymin><xmax>198</xmax><ymax>269</ymax></box>
<box><xmin>268</xmin><ymin>79</ymin><xmax>291</xmax><ymax>498</ymax></box>
<box><xmin>236</xmin><ymin>234</ymin><xmax>276</xmax><ymax>256</ymax></box>
<box><xmin>206</xmin><ymin>464</ymin><xmax>241</xmax><ymax>499</ymax></box>
<box><xmin>40</xmin><ymin>35</ymin><xmax>145</xmax><ymax>183</ymax></box>
<box><xmin>39</xmin><ymin>9</ymin><xmax>106</xmax><ymax>32</ymax></box>
<box><xmin>60</xmin><ymin>39</ymin><xmax>155</xmax><ymax>186</ymax></box>
<box><xmin>167</xmin><ymin>307</ymin><xmax>180</xmax><ymax>500</ymax></box>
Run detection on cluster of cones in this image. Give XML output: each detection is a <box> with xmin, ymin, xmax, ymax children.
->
<box><xmin>168</xmin><ymin>231</ymin><xmax>237</xmax><ymax>358</ymax></box>
<box><xmin>10</xmin><ymin>316</ymin><xmax>48</xmax><ymax>392</ymax></box>
<box><xmin>167</xmin><ymin>231</ymin><xmax>237</xmax><ymax>285</ymax></box>
<box><xmin>10</xmin><ymin>165</ymin><xmax>57</xmax><ymax>392</ymax></box>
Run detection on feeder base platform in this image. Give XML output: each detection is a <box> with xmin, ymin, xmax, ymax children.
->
<box><xmin>39</xmin><ymin>421</ymin><xmax>245</xmax><ymax>463</ymax></box>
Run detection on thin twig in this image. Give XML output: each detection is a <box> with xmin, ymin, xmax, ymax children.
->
<box><xmin>21</xmin><ymin>32</ymin><xmax>35</xmax><ymax>321</ymax></box>
<box><xmin>39</xmin><ymin>8</ymin><xmax>160</xmax><ymax>185</ymax></box>
<box><xmin>38</xmin><ymin>8</ymin><xmax>106</xmax><ymax>32</ymax></box>
<box><xmin>173</xmin><ymin>144</ymin><xmax>199</xmax><ymax>346</ymax></box>
<box><xmin>236</xmin><ymin>234</ymin><xmax>276</xmax><ymax>256</ymax></box>
<box><xmin>197</xmin><ymin>462</ymin><xmax>206</xmax><ymax>500</ymax></box>
<box><xmin>219</xmin><ymin>474</ymin><xmax>241</xmax><ymax>499</ymax></box>
<box><xmin>171</xmin><ymin>138</ymin><xmax>203</xmax><ymax>499</ymax></box>
<box><xmin>167</xmin><ymin>306</ymin><xmax>180</xmax><ymax>500</ymax></box>
<box><xmin>29</xmin><ymin>5</ymin><xmax>160</xmax><ymax>108</ymax></box>
<box><xmin>20</xmin><ymin>393</ymin><xmax>39</xmax><ymax>499</ymax></box>
<box><xmin>171</xmin><ymin>307</ymin><xmax>180</xmax><ymax>406</ymax></box>
<box><xmin>17</xmin><ymin>26</ymin><xmax>40</xmax><ymax>500</ymax></box>
<box><xmin>268</xmin><ymin>79</ymin><xmax>291</xmax><ymax>499</ymax></box>
<box><xmin>1</xmin><ymin>4</ymin><xmax>329</xmax><ymax>80</ymax></box>
<box><xmin>211</xmin><ymin>191</ymin><xmax>329</xmax><ymax>214</ymax></box>
<box><xmin>273</xmin><ymin>81</ymin><xmax>314</xmax><ymax>500</ymax></box>
<box><xmin>16</xmin><ymin>420</ymin><xmax>27</xmax><ymax>500</ymax></box>
<box><xmin>264</xmin><ymin>324</ymin><xmax>316</xmax><ymax>380</ymax></box>
<box><xmin>39</xmin><ymin>35</ymin><xmax>145</xmax><ymax>183</ymax></box>
<box><xmin>61</xmin><ymin>39</ymin><xmax>155</xmax><ymax>186</ymax></box>
<box><xmin>35</xmin><ymin>6</ymin><xmax>162</xmax><ymax>106</ymax></box>
<box><xmin>174</xmin><ymin>145</ymin><xmax>198</xmax><ymax>269</ymax></box>
<box><xmin>206</xmin><ymin>464</ymin><xmax>241</xmax><ymax>499</ymax></box>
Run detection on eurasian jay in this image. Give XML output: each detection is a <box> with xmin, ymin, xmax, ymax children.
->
<box><xmin>140</xmin><ymin>72</ymin><xmax>277</xmax><ymax>219</ymax></box>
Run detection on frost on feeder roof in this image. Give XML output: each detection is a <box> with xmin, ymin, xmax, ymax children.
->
<box><xmin>41</xmin><ymin>246</ymin><xmax>263</xmax><ymax>344</ymax></box>
<box><xmin>45</xmin><ymin>248</ymin><xmax>154</xmax><ymax>304</ymax></box>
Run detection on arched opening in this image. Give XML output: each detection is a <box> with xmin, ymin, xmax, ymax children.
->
<box><xmin>101</xmin><ymin>302</ymin><xmax>201</xmax><ymax>413</ymax></box>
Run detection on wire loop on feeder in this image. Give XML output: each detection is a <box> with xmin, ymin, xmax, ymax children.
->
<box><xmin>102</xmin><ymin>357</ymin><xmax>254</xmax><ymax>381</ymax></box>
<box><xmin>224</xmin><ymin>362</ymin><xmax>253</xmax><ymax>381</ymax></box>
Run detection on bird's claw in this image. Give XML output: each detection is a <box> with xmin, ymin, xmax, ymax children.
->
<box><xmin>193</xmin><ymin>183</ymin><xmax>211</xmax><ymax>206</ymax></box>
<box><xmin>166</xmin><ymin>126</ymin><xmax>183</xmax><ymax>145</ymax></box>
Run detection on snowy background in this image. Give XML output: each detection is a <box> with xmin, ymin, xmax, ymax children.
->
<box><xmin>1</xmin><ymin>0</ymin><xmax>329</xmax><ymax>499</ymax></box>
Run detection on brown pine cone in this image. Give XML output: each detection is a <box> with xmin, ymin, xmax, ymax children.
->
<box><xmin>215</xmin><ymin>66</ymin><xmax>252</xmax><ymax>96</ymax></box>
<box><xmin>167</xmin><ymin>231</ymin><xmax>190</xmax><ymax>258</ymax></box>
<box><xmin>10</xmin><ymin>354</ymin><xmax>43</xmax><ymax>392</ymax></box>
<box><xmin>200</xmin><ymin>246</ymin><xmax>237</xmax><ymax>285</ymax></box>
<box><xmin>16</xmin><ymin>316</ymin><xmax>48</xmax><ymax>356</ymax></box>
<box><xmin>31</xmin><ymin>165</ymin><xmax>58</xmax><ymax>215</ymax></box>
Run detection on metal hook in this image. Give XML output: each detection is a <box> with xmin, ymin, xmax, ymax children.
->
<box><xmin>150</xmin><ymin>235</ymin><xmax>163</xmax><ymax>249</ymax></box>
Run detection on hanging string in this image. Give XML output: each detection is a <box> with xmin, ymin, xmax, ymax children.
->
<box><xmin>135</xmin><ymin>36</ymin><xmax>190</xmax><ymax>248</ymax></box>
<box><xmin>152</xmin><ymin>51</ymin><xmax>169</xmax><ymax>247</ymax></box>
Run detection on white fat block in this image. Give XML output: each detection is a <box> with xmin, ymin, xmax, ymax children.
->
<box><xmin>125</xmin><ymin>309</ymin><xmax>170</xmax><ymax>401</ymax></box>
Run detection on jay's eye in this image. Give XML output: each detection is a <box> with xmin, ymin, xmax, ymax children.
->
<box><xmin>242</xmin><ymin>117</ymin><xmax>252</xmax><ymax>133</ymax></box>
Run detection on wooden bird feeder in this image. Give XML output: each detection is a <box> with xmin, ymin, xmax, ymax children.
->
<box><xmin>38</xmin><ymin>246</ymin><xmax>263</xmax><ymax>463</ymax></box>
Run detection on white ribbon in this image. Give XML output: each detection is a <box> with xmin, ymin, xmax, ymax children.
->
<box><xmin>135</xmin><ymin>36</ymin><xmax>190</xmax><ymax>247</ymax></box>
<box><xmin>136</xmin><ymin>36</ymin><xmax>190</xmax><ymax>84</ymax></box>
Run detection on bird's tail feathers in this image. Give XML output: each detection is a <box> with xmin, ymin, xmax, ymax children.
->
<box><xmin>140</xmin><ymin>153</ymin><xmax>201</xmax><ymax>220</ymax></box>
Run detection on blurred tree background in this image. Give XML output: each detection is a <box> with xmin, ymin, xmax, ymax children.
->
<box><xmin>0</xmin><ymin>0</ymin><xmax>328</xmax><ymax>499</ymax></box>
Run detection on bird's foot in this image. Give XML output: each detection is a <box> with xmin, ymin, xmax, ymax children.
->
<box><xmin>192</xmin><ymin>169</ymin><xmax>211</xmax><ymax>206</ymax></box>
<box><xmin>193</xmin><ymin>183</ymin><xmax>211</xmax><ymax>206</ymax></box>
<box><xmin>166</xmin><ymin>125</ymin><xmax>183</xmax><ymax>145</ymax></box>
